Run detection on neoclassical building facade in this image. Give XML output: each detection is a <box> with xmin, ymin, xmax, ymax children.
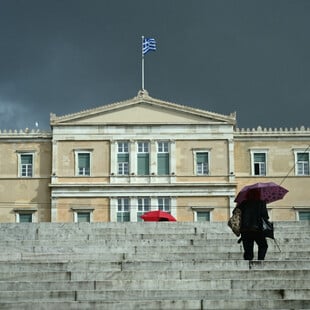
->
<box><xmin>0</xmin><ymin>91</ymin><xmax>309</xmax><ymax>223</ymax></box>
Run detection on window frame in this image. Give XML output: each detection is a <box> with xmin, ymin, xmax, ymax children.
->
<box><xmin>75</xmin><ymin>150</ymin><xmax>92</xmax><ymax>176</ymax></box>
<box><xmin>13</xmin><ymin>208</ymin><xmax>37</xmax><ymax>223</ymax></box>
<box><xmin>157</xmin><ymin>141</ymin><xmax>170</xmax><ymax>175</ymax></box>
<box><xmin>18</xmin><ymin>152</ymin><xmax>34</xmax><ymax>178</ymax></box>
<box><xmin>294</xmin><ymin>150</ymin><xmax>310</xmax><ymax>176</ymax></box>
<box><xmin>191</xmin><ymin>207</ymin><xmax>214</xmax><ymax>222</ymax></box>
<box><xmin>137</xmin><ymin>141</ymin><xmax>150</xmax><ymax>175</ymax></box>
<box><xmin>137</xmin><ymin>197</ymin><xmax>151</xmax><ymax>221</ymax></box>
<box><xmin>293</xmin><ymin>207</ymin><xmax>310</xmax><ymax>221</ymax></box>
<box><xmin>158</xmin><ymin>197</ymin><xmax>171</xmax><ymax>212</ymax></box>
<box><xmin>298</xmin><ymin>210</ymin><xmax>310</xmax><ymax>221</ymax></box>
<box><xmin>117</xmin><ymin>142</ymin><xmax>129</xmax><ymax>175</ymax></box>
<box><xmin>71</xmin><ymin>207</ymin><xmax>94</xmax><ymax>223</ymax></box>
<box><xmin>250</xmin><ymin>150</ymin><xmax>267</xmax><ymax>176</ymax></box>
<box><xmin>117</xmin><ymin>198</ymin><xmax>130</xmax><ymax>222</ymax></box>
<box><xmin>194</xmin><ymin>150</ymin><xmax>210</xmax><ymax>176</ymax></box>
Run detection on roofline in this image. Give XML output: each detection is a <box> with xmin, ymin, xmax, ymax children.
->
<box><xmin>50</xmin><ymin>90</ymin><xmax>236</xmax><ymax>126</ymax></box>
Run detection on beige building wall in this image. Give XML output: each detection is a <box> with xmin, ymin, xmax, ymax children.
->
<box><xmin>55</xmin><ymin>140</ymin><xmax>110</xmax><ymax>179</ymax></box>
<box><xmin>56</xmin><ymin>197</ymin><xmax>109</xmax><ymax>222</ymax></box>
<box><xmin>0</xmin><ymin>133</ymin><xmax>52</xmax><ymax>222</ymax></box>
<box><xmin>176</xmin><ymin>140</ymin><xmax>229</xmax><ymax>181</ymax></box>
<box><xmin>177</xmin><ymin>196</ymin><xmax>230</xmax><ymax>222</ymax></box>
<box><xmin>234</xmin><ymin>128</ymin><xmax>310</xmax><ymax>221</ymax></box>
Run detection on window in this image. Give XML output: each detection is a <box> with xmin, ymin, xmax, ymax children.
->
<box><xmin>72</xmin><ymin>208</ymin><xmax>93</xmax><ymax>222</ymax></box>
<box><xmin>117</xmin><ymin>142</ymin><xmax>129</xmax><ymax>175</ymax></box>
<box><xmin>77</xmin><ymin>212</ymin><xmax>91</xmax><ymax>223</ymax></box>
<box><xmin>137</xmin><ymin>197</ymin><xmax>150</xmax><ymax>221</ymax></box>
<box><xmin>19</xmin><ymin>153</ymin><xmax>34</xmax><ymax>177</ymax></box>
<box><xmin>196</xmin><ymin>152</ymin><xmax>209</xmax><ymax>175</ymax></box>
<box><xmin>117</xmin><ymin>198</ymin><xmax>130</xmax><ymax>222</ymax></box>
<box><xmin>137</xmin><ymin>142</ymin><xmax>150</xmax><ymax>175</ymax></box>
<box><xmin>76</xmin><ymin>152</ymin><xmax>91</xmax><ymax>176</ymax></box>
<box><xmin>158</xmin><ymin>197</ymin><xmax>171</xmax><ymax>212</ymax></box>
<box><xmin>196</xmin><ymin>211</ymin><xmax>210</xmax><ymax>222</ymax></box>
<box><xmin>157</xmin><ymin>142</ymin><xmax>170</xmax><ymax>175</ymax></box>
<box><xmin>192</xmin><ymin>207</ymin><xmax>213</xmax><ymax>222</ymax></box>
<box><xmin>299</xmin><ymin>211</ymin><xmax>310</xmax><ymax>221</ymax></box>
<box><xmin>252</xmin><ymin>152</ymin><xmax>266</xmax><ymax>176</ymax></box>
<box><xmin>296</xmin><ymin>152</ymin><xmax>309</xmax><ymax>176</ymax></box>
<box><xmin>14</xmin><ymin>208</ymin><xmax>37</xmax><ymax>223</ymax></box>
<box><xmin>19</xmin><ymin>213</ymin><xmax>33</xmax><ymax>223</ymax></box>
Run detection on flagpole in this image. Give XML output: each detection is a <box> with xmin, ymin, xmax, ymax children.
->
<box><xmin>141</xmin><ymin>35</ymin><xmax>145</xmax><ymax>90</ymax></box>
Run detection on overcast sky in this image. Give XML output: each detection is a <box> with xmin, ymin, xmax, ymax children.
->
<box><xmin>0</xmin><ymin>0</ymin><xmax>309</xmax><ymax>130</ymax></box>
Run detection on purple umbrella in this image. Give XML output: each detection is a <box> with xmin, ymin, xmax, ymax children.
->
<box><xmin>235</xmin><ymin>182</ymin><xmax>288</xmax><ymax>204</ymax></box>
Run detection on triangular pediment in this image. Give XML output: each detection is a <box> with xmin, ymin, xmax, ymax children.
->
<box><xmin>50</xmin><ymin>90</ymin><xmax>236</xmax><ymax>126</ymax></box>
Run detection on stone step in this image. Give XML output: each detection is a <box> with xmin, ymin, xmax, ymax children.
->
<box><xmin>1</xmin><ymin>228</ymin><xmax>310</xmax><ymax>241</ymax></box>
<box><xmin>0</xmin><ymin>222</ymin><xmax>308</xmax><ymax>240</ymax></box>
<box><xmin>0</xmin><ymin>288</ymin><xmax>309</xmax><ymax>302</ymax></box>
<box><xmin>1</xmin><ymin>268</ymin><xmax>309</xmax><ymax>282</ymax></box>
<box><xmin>0</xmin><ymin>240</ymin><xmax>310</xmax><ymax>256</ymax></box>
<box><xmin>1</xmin><ymin>238</ymin><xmax>308</xmax><ymax>252</ymax></box>
<box><xmin>1</xmin><ymin>267</ymin><xmax>309</xmax><ymax>282</ymax></box>
<box><xmin>0</xmin><ymin>259</ymin><xmax>308</xmax><ymax>272</ymax></box>
<box><xmin>0</xmin><ymin>279</ymin><xmax>309</xmax><ymax>292</ymax></box>
<box><xmin>0</xmin><ymin>250</ymin><xmax>308</xmax><ymax>262</ymax></box>
<box><xmin>0</xmin><ymin>299</ymin><xmax>309</xmax><ymax>310</ymax></box>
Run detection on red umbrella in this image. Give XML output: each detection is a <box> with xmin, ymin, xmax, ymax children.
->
<box><xmin>234</xmin><ymin>182</ymin><xmax>288</xmax><ymax>204</ymax></box>
<box><xmin>140</xmin><ymin>210</ymin><xmax>177</xmax><ymax>222</ymax></box>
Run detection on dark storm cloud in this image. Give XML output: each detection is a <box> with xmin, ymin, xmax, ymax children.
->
<box><xmin>0</xmin><ymin>0</ymin><xmax>309</xmax><ymax>130</ymax></box>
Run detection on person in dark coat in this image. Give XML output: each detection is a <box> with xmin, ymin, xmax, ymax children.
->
<box><xmin>238</xmin><ymin>189</ymin><xmax>269</xmax><ymax>260</ymax></box>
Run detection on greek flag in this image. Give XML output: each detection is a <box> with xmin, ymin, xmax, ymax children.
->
<box><xmin>143</xmin><ymin>37</ymin><xmax>156</xmax><ymax>55</ymax></box>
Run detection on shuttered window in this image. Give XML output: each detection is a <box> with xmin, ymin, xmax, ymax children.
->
<box><xmin>78</xmin><ymin>153</ymin><xmax>90</xmax><ymax>176</ymax></box>
<box><xmin>77</xmin><ymin>212</ymin><xmax>90</xmax><ymax>222</ymax></box>
<box><xmin>137</xmin><ymin>142</ymin><xmax>149</xmax><ymax>175</ymax></box>
<box><xmin>197</xmin><ymin>211</ymin><xmax>210</xmax><ymax>222</ymax></box>
<box><xmin>157</xmin><ymin>154</ymin><xmax>169</xmax><ymax>175</ymax></box>
<box><xmin>196</xmin><ymin>152</ymin><xmax>209</xmax><ymax>175</ymax></box>
<box><xmin>117</xmin><ymin>154</ymin><xmax>129</xmax><ymax>175</ymax></box>
<box><xmin>19</xmin><ymin>213</ymin><xmax>32</xmax><ymax>223</ymax></box>
<box><xmin>157</xmin><ymin>142</ymin><xmax>170</xmax><ymax>175</ymax></box>
<box><xmin>299</xmin><ymin>211</ymin><xmax>310</xmax><ymax>220</ymax></box>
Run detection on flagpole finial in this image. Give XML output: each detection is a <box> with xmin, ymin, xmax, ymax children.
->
<box><xmin>137</xmin><ymin>89</ymin><xmax>149</xmax><ymax>98</ymax></box>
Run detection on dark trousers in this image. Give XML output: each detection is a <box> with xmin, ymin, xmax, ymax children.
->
<box><xmin>241</xmin><ymin>231</ymin><xmax>268</xmax><ymax>260</ymax></box>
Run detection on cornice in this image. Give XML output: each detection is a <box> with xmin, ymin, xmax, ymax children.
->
<box><xmin>50</xmin><ymin>90</ymin><xmax>236</xmax><ymax>125</ymax></box>
<box><xmin>234</xmin><ymin>126</ymin><xmax>310</xmax><ymax>138</ymax></box>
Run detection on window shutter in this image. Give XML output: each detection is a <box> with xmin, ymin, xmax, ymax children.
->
<box><xmin>118</xmin><ymin>154</ymin><xmax>129</xmax><ymax>163</ymax></box>
<box><xmin>197</xmin><ymin>153</ymin><xmax>208</xmax><ymax>163</ymax></box>
<box><xmin>138</xmin><ymin>154</ymin><xmax>149</xmax><ymax>175</ymax></box>
<box><xmin>299</xmin><ymin>211</ymin><xmax>310</xmax><ymax>220</ymax></box>
<box><xmin>79</xmin><ymin>154</ymin><xmax>90</xmax><ymax>168</ymax></box>
<box><xmin>21</xmin><ymin>155</ymin><xmax>32</xmax><ymax>164</ymax></box>
<box><xmin>298</xmin><ymin>153</ymin><xmax>309</xmax><ymax>161</ymax></box>
<box><xmin>157</xmin><ymin>154</ymin><xmax>169</xmax><ymax>175</ymax></box>
<box><xmin>254</xmin><ymin>153</ymin><xmax>265</xmax><ymax>162</ymax></box>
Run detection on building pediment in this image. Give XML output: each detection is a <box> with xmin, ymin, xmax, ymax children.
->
<box><xmin>50</xmin><ymin>90</ymin><xmax>236</xmax><ymax>126</ymax></box>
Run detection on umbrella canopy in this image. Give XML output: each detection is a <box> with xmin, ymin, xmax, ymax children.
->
<box><xmin>140</xmin><ymin>210</ymin><xmax>177</xmax><ymax>222</ymax></box>
<box><xmin>235</xmin><ymin>182</ymin><xmax>288</xmax><ymax>204</ymax></box>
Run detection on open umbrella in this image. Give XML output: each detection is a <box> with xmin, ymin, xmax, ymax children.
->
<box><xmin>140</xmin><ymin>210</ymin><xmax>177</xmax><ymax>222</ymax></box>
<box><xmin>234</xmin><ymin>182</ymin><xmax>288</xmax><ymax>204</ymax></box>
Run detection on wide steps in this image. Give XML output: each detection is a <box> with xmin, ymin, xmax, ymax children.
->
<box><xmin>0</xmin><ymin>299</ymin><xmax>309</xmax><ymax>310</ymax></box>
<box><xmin>0</xmin><ymin>221</ymin><xmax>309</xmax><ymax>309</ymax></box>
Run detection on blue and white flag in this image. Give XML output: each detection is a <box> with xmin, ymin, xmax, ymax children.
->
<box><xmin>142</xmin><ymin>37</ymin><xmax>156</xmax><ymax>55</ymax></box>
